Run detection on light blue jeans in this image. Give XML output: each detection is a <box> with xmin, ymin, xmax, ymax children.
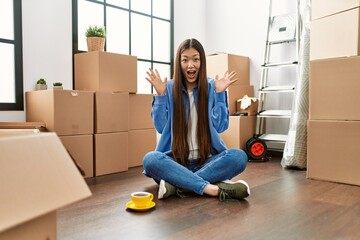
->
<box><xmin>142</xmin><ymin>149</ymin><xmax>248</xmax><ymax>195</ymax></box>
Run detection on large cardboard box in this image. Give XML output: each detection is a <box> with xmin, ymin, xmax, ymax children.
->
<box><xmin>95</xmin><ymin>132</ymin><xmax>128</xmax><ymax>176</ymax></box>
<box><xmin>74</xmin><ymin>51</ymin><xmax>137</xmax><ymax>93</ymax></box>
<box><xmin>95</xmin><ymin>91</ymin><xmax>129</xmax><ymax>133</ymax></box>
<box><xmin>227</xmin><ymin>85</ymin><xmax>254</xmax><ymax>116</ymax></box>
<box><xmin>219</xmin><ymin>116</ymin><xmax>256</xmax><ymax>150</ymax></box>
<box><xmin>307</xmin><ymin>120</ymin><xmax>360</xmax><ymax>186</ymax></box>
<box><xmin>310</xmin><ymin>8</ymin><xmax>360</xmax><ymax>60</ymax></box>
<box><xmin>312</xmin><ymin>0</ymin><xmax>360</xmax><ymax>20</ymax></box>
<box><xmin>59</xmin><ymin>135</ymin><xmax>94</xmax><ymax>178</ymax></box>
<box><xmin>26</xmin><ymin>90</ymin><xmax>94</xmax><ymax>136</ymax></box>
<box><xmin>129</xmin><ymin>94</ymin><xmax>154</xmax><ymax>130</ymax></box>
<box><xmin>309</xmin><ymin>56</ymin><xmax>360</xmax><ymax>120</ymax></box>
<box><xmin>206</xmin><ymin>53</ymin><xmax>249</xmax><ymax>86</ymax></box>
<box><xmin>128</xmin><ymin>129</ymin><xmax>157</xmax><ymax>167</ymax></box>
<box><xmin>0</xmin><ymin>132</ymin><xmax>91</xmax><ymax>239</ymax></box>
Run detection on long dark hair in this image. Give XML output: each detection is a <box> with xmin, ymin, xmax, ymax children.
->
<box><xmin>172</xmin><ymin>38</ymin><xmax>211</xmax><ymax>166</ymax></box>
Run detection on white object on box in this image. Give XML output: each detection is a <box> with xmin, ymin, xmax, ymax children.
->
<box><xmin>237</xmin><ymin>95</ymin><xmax>257</xmax><ymax>110</ymax></box>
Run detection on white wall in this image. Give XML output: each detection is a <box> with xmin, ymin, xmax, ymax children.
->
<box><xmin>0</xmin><ymin>0</ymin><xmax>73</xmax><ymax>122</ymax></box>
<box><xmin>206</xmin><ymin>0</ymin><xmax>268</xmax><ymax>96</ymax></box>
<box><xmin>174</xmin><ymin>0</ymin><xmax>207</xmax><ymax>50</ymax></box>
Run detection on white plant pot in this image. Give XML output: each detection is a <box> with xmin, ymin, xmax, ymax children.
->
<box><xmin>35</xmin><ymin>84</ymin><xmax>47</xmax><ymax>91</ymax></box>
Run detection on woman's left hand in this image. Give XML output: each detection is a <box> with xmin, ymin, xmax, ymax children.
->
<box><xmin>214</xmin><ymin>70</ymin><xmax>238</xmax><ymax>92</ymax></box>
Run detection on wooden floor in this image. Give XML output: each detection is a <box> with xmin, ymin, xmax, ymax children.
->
<box><xmin>58</xmin><ymin>154</ymin><xmax>360</xmax><ymax>240</ymax></box>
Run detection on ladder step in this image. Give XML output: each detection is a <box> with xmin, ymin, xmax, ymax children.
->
<box><xmin>262</xmin><ymin>61</ymin><xmax>298</xmax><ymax>68</ymax></box>
<box><xmin>267</xmin><ymin>38</ymin><xmax>296</xmax><ymax>45</ymax></box>
<box><xmin>260</xmin><ymin>85</ymin><xmax>295</xmax><ymax>92</ymax></box>
<box><xmin>259</xmin><ymin>134</ymin><xmax>287</xmax><ymax>142</ymax></box>
<box><xmin>258</xmin><ymin>110</ymin><xmax>291</xmax><ymax>118</ymax></box>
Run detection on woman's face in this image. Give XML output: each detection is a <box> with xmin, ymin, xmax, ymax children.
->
<box><xmin>180</xmin><ymin>47</ymin><xmax>201</xmax><ymax>91</ymax></box>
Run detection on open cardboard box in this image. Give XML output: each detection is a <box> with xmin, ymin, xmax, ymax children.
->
<box><xmin>0</xmin><ymin>132</ymin><xmax>92</xmax><ymax>239</ymax></box>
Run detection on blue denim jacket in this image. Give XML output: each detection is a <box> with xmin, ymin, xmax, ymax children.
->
<box><xmin>151</xmin><ymin>78</ymin><xmax>229</xmax><ymax>156</ymax></box>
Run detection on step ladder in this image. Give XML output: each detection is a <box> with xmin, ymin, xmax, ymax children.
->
<box><xmin>255</xmin><ymin>0</ymin><xmax>301</xmax><ymax>151</ymax></box>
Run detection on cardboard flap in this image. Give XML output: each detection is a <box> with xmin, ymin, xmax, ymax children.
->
<box><xmin>0</xmin><ymin>133</ymin><xmax>92</xmax><ymax>233</ymax></box>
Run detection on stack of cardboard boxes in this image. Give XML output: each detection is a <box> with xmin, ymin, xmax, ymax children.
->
<box><xmin>26</xmin><ymin>51</ymin><xmax>156</xmax><ymax>178</ymax></box>
<box><xmin>206</xmin><ymin>53</ymin><xmax>257</xmax><ymax>150</ymax></box>
<box><xmin>308</xmin><ymin>0</ymin><xmax>360</xmax><ymax>186</ymax></box>
<box><xmin>26</xmin><ymin>90</ymin><xmax>95</xmax><ymax>178</ymax></box>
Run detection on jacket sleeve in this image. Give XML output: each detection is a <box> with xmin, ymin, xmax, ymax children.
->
<box><xmin>151</xmin><ymin>94</ymin><xmax>168</xmax><ymax>134</ymax></box>
<box><xmin>209</xmin><ymin>90</ymin><xmax>230</xmax><ymax>133</ymax></box>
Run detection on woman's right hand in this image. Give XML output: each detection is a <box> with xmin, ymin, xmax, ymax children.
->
<box><xmin>146</xmin><ymin>68</ymin><xmax>167</xmax><ymax>96</ymax></box>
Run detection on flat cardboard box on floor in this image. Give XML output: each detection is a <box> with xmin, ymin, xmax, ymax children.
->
<box><xmin>128</xmin><ymin>129</ymin><xmax>157</xmax><ymax>167</ymax></box>
<box><xmin>206</xmin><ymin>53</ymin><xmax>249</xmax><ymax>85</ymax></box>
<box><xmin>0</xmin><ymin>129</ymin><xmax>43</xmax><ymax>137</ymax></box>
<box><xmin>95</xmin><ymin>91</ymin><xmax>129</xmax><ymax>133</ymax></box>
<box><xmin>0</xmin><ymin>132</ymin><xmax>91</xmax><ymax>240</ymax></box>
<box><xmin>59</xmin><ymin>135</ymin><xmax>94</xmax><ymax>178</ymax></box>
<box><xmin>0</xmin><ymin>122</ymin><xmax>46</xmax><ymax>131</ymax></box>
<box><xmin>227</xmin><ymin>85</ymin><xmax>254</xmax><ymax>116</ymax></box>
<box><xmin>219</xmin><ymin>116</ymin><xmax>256</xmax><ymax>150</ymax></box>
<box><xmin>74</xmin><ymin>51</ymin><xmax>137</xmax><ymax>93</ymax></box>
<box><xmin>310</xmin><ymin>8</ymin><xmax>360</xmax><ymax>60</ymax></box>
<box><xmin>26</xmin><ymin>90</ymin><xmax>94</xmax><ymax>136</ymax></box>
<box><xmin>307</xmin><ymin>120</ymin><xmax>360</xmax><ymax>186</ymax></box>
<box><xmin>95</xmin><ymin>132</ymin><xmax>128</xmax><ymax>176</ymax></box>
<box><xmin>309</xmin><ymin>56</ymin><xmax>360</xmax><ymax>120</ymax></box>
<box><xmin>312</xmin><ymin>0</ymin><xmax>360</xmax><ymax>20</ymax></box>
<box><xmin>129</xmin><ymin>93</ymin><xmax>154</xmax><ymax>130</ymax></box>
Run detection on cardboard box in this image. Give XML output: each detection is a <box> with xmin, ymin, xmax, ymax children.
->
<box><xmin>74</xmin><ymin>51</ymin><xmax>137</xmax><ymax>93</ymax></box>
<box><xmin>0</xmin><ymin>122</ymin><xmax>46</xmax><ymax>131</ymax></box>
<box><xmin>128</xmin><ymin>129</ymin><xmax>157</xmax><ymax>167</ymax></box>
<box><xmin>95</xmin><ymin>132</ymin><xmax>128</xmax><ymax>176</ymax></box>
<box><xmin>219</xmin><ymin>116</ymin><xmax>256</xmax><ymax>150</ymax></box>
<box><xmin>206</xmin><ymin>53</ymin><xmax>249</xmax><ymax>85</ymax></box>
<box><xmin>0</xmin><ymin>132</ymin><xmax>91</xmax><ymax>239</ymax></box>
<box><xmin>26</xmin><ymin>90</ymin><xmax>94</xmax><ymax>136</ymax></box>
<box><xmin>312</xmin><ymin>0</ymin><xmax>360</xmax><ymax>20</ymax></box>
<box><xmin>307</xmin><ymin>120</ymin><xmax>360</xmax><ymax>186</ymax></box>
<box><xmin>129</xmin><ymin>94</ymin><xmax>154</xmax><ymax>130</ymax></box>
<box><xmin>95</xmin><ymin>91</ymin><xmax>129</xmax><ymax>133</ymax></box>
<box><xmin>1</xmin><ymin>212</ymin><xmax>56</xmax><ymax>240</ymax></box>
<box><xmin>227</xmin><ymin>85</ymin><xmax>254</xmax><ymax>115</ymax></box>
<box><xmin>310</xmin><ymin>8</ymin><xmax>360</xmax><ymax>60</ymax></box>
<box><xmin>309</xmin><ymin>56</ymin><xmax>360</xmax><ymax>120</ymax></box>
<box><xmin>59</xmin><ymin>135</ymin><xmax>94</xmax><ymax>178</ymax></box>
<box><xmin>236</xmin><ymin>96</ymin><xmax>258</xmax><ymax>116</ymax></box>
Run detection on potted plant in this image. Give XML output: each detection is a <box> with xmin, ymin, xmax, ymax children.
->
<box><xmin>53</xmin><ymin>82</ymin><xmax>63</xmax><ymax>90</ymax></box>
<box><xmin>35</xmin><ymin>78</ymin><xmax>47</xmax><ymax>90</ymax></box>
<box><xmin>85</xmin><ymin>25</ymin><xmax>106</xmax><ymax>52</ymax></box>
